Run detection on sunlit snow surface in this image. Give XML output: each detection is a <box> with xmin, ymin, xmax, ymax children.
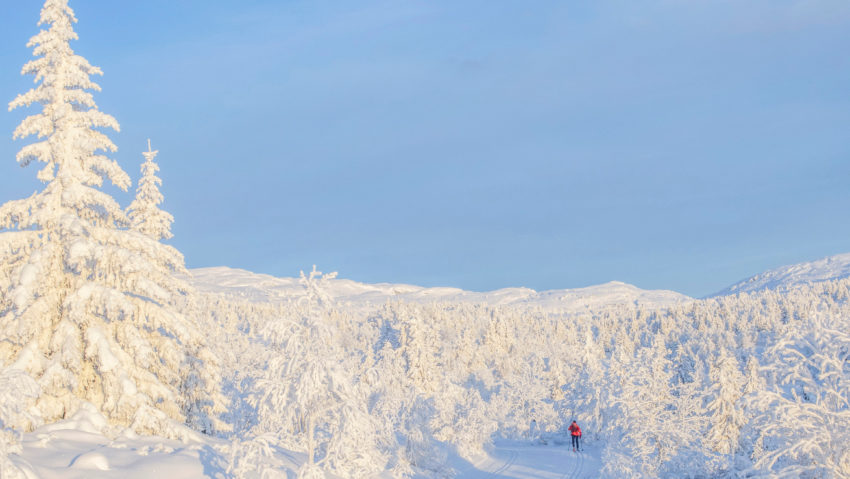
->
<box><xmin>19</xmin><ymin>430</ymin><xmax>214</xmax><ymax>479</ymax></box>
<box><xmin>711</xmin><ymin>252</ymin><xmax>850</xmax><ymax>297</ymax></box>
<box><xmin>458</xmin><ymin>439</ymin><xmax>601</xmax><ymax>479</ymax></box>
<box><xmin>189</xmin><ymin>266</ymin><xmax>692</xmax><ymax>312</ymax></box>
<box><xmin>13</xmin><ymin>255</ymin><xmax>850</xmax><ymax>477</ymax></box>
<box><xmin>17</xmin><ymin>424</ymin><xmax>601</xmax><ymax>479</ymax></box>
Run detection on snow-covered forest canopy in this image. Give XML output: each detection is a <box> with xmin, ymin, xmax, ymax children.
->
<box><xmin>1</xmin><ymin>1</ymin><xmax>849</xmax><ymax>478</ymax></box>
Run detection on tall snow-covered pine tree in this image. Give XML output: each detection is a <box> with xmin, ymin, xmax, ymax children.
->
<box><xmin>0</xmin><ymin>0</ymin><xmax>225</xmax><ymax>436</ymax></box>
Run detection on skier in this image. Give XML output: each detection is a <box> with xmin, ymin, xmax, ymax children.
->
<box><xmin>568</xmin><ymin>420</ymin><xmax>582</xmax><ymax>452</ymax></box>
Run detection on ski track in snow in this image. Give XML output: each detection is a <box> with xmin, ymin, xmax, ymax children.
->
<box><xmin>487</xmin><ymin>448</ymin><xmax>518</xmax><ymax>476</ymax></box>
<box><xmin>559</xmin><ymin>449</ymin><xmax>576</xmax><ymax>479</ymax></box>
<box><xmin>457</xmin><ymin>443</ymin><xmax>597</xmax><ymax>479</ymax></box>
<box><xmin>17</xmin><ymin>432</ymin><xmax>601</xmax><ymax>479</ymax></box>
<box><xmin>565</xmin><ymin>450</ymin><xmax>584</xmax><ymax>479</ymax></box>
<box><xmin>550</xmin><ymin>446</ymin><xmax>586</xmax><ymax>479</ymax></box>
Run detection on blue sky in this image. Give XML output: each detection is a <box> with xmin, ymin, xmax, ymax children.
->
<box><xmin>1</xmin><ymin>0</ymin><xmax>849</xmax><ymax>297</ymax></box>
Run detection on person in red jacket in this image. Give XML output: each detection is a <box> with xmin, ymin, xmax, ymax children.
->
<box><xmin>568</xmin><ymin>420</ymin><xmax>582</xmax><ymax>452</ymax></box>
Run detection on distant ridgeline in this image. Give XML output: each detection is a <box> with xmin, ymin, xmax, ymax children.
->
<box><xmin>711</xmin><ymin>252</ymin><xmax>850</xmax><ymax>297</ymax></box>
<box><xmin>1</xmin><ymin>1</ymin><xmax>849</xmax><ymax>479</ymax></box>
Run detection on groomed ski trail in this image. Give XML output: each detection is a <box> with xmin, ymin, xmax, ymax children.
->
<box><xmin>488</xmin><ymin>448</ymin><xmax>519</xmax><ymax>476</ymax></box>
<box><xmin>561</xmin><ymin>448</ymin><xmax>584</xmax><ymax>479</ymax></box>
<box><xmin>455</xmin><ymin>442</ymin><xmax>598</xmax><ymax>478</ymax></box>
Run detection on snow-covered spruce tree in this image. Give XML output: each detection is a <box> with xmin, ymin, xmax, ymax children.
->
<box><xmin>368</xmin><ymin>326</ymin><xmax>450</xmax><ymax>477</ymax></box>
<box><xmin>743</xmin><ymin>356</ymin><xmax>765</xmax><ymax>395</ymax></box>
<box><xmin>705</xmin><ymin>352</ymin><xmax>745</xmax><ymax>456</ymax></box>
<box><xmin>126</xmin><ymin>141</ymin><xmax>228</xmax><ymax>434</ymax></box>
<box><xmin>250</xmin><ymin>268</ymin><xmax>387</xmax><ymax>478</ymax></box>
<box><xmin>748</xmin><ymin>314</ymin><xmax>850</xmax><ymax>477</ymax></box>
<box><xmin>489</xmin><ymin>354</ymin><xmax>556</xmax><ymax>441</ymax></box>
<box><xmin>127</xmin><ymin>140</ymin><xmax>174</xmax><ymax>241</ymax></box>
<box><xmin>602</xmin><ymin>341</ymin><xmax>704</xmax><ymax>477</ymax></box>
<box><xmin>0</xmin><ymin>0</ymin><xmax>225</xmax><ymax>436</ymax></box>
<box><xmin>574</xmin><ymin>327</ymin><xmax>607</xmax><ymax>440</ymax></box>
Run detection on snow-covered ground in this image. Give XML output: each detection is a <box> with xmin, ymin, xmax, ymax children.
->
<box><xmin>17</xmin><ymin>430</ymin><xmax>219</xmax><ymax>479</ymax></box>
<box><xmin>189</xmin><ymin>266</ymin><xmax>692</xmax><ymax>312</ymax></box>
<box><xmin>10</xmin><ymin>406</ymin><xmax>227</xmax><ymax>479</ymax></box>
<box><xmin>15</xmin><ymin>422</ymin><xmax>601</xmax><ymax>479</ymax></box>
<box><xmin>458</xmin><ymin>440</ymin><xmax>601</xmax><ymax>479</ymax></box>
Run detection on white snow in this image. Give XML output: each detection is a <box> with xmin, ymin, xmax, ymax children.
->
<box><xmin>189</xmin><ymin>266</ymin><xmax>692</xmax><ymax>312</ymax></box>
<box><xmin>458</xmin><ymin>440</ymin><xmax>601</xmax><ymax>478</ymax></box>
<box><xmin>4</xmin><ymin>260</ymin><xmax>850</xmax><ymax>477</ymax></box>
<box><xmin>15</xmin><ymin>430</ymin><xmax>601</xmax><ymax>479</ymax></box>
<box><xmin>18</xmin><ymin>428</ymin><xmax>213</xmax><ymax>479</ymax></box>
<box><xmin>1</xmin><ymin>4</ymin><xmax>848</xmax><ymax>477</ymax></box>
<box><xmin>712</xmin><ymin>252</ymin><xmax>850</xmax><ymax>296</ymax></box>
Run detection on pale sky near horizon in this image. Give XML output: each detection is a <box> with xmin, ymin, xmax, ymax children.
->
<box><xmin>1</xmin><ymin>0</ymin><xmax>849</xmax><ymax>297</ymax></box>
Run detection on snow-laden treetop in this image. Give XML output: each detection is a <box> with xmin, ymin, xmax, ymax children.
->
<box><xmin>4</xmin><ymin>0</ymin><xmax>129</xmax><ymax>232</ymax></box>
<box><xmin>128</xmin><ymin>140</ymin><xmax>175</xmax><ymax>241</ymax></box>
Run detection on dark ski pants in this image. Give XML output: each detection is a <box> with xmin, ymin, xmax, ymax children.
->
<box><xmin>571</xmin><ymin>435</ymin><xmax>581</xmax><ymax>450</ymax></box>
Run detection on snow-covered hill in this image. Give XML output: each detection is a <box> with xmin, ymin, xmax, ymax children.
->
<box><xmin>712</xmin><ymin>252</ymin><xmax>850</xmax><ymax>297</ymax></box>
<box><xmin>189</xmin><ymin>267</ymin><xmax>692</xmax><ymax>312</ymax></box>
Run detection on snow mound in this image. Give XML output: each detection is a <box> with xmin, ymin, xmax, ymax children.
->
<box><xmin>20</xmin><ymin>428</ymin><xmax>216</xmax><ymax>479</ymax></box>
<box><xmin>189</xmin><ymin>267</ymin><xmax>691</xmax><ymax>312</ymax></box>
<box><xmin>70</xmin><ymin>452</ymin><xmax>110</xmax><ymax>470</ymax></box>
<box><xmin>712</xmin><ymin>252</ymin><xmax>850</xmax><ymax>297</ymax></box>
<box><xmin>40</xmin><ymin>403</ymin><xmax>110</xmax><ymax>435</ymax></box>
